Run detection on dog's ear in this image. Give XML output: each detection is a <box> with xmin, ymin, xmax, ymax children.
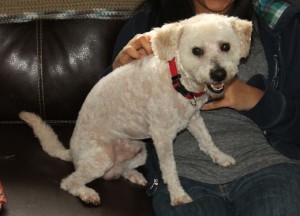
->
<box><xmin>229</xmin><ymin>17</ymin><xmax>253</xmax><ymax>58</ymax></box>
<box><xmin>150</xmin><ymin>22</ymin><xmax>184</xmax><ymax>61</ymax></box>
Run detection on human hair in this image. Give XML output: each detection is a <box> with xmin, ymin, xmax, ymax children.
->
<box><xmin>138</xmin><ymin>0</ymin><xmax>253</xmax><ymax>31</ymax></box>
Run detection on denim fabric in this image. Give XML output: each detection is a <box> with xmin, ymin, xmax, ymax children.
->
<box><xmin>151</xmin><ymin>163</ymin><xmax>300</xmax><ymax>216</ymax></box>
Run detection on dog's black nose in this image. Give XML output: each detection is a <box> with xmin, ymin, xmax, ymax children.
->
<box><xmin>210</xmin><ymin>68</ymin><xmax>227</xmax><ymax>82</ymax></box>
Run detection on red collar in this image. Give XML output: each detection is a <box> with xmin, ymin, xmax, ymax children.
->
<box><xmin>169</xmin><ymin>58</ymin><xmax>205</xmax><ymax>104</ymax></box>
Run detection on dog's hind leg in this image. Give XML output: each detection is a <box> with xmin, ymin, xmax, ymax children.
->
<box><xmin>188</xmin><ymin>113</ymin><xmax>236</xmax><ymax>167</ymax></box>
<box><xmin>122</xmin><ymin>141</ymin><xmax>147</xmax><ymax>186</ymax></box>
<box><xmin>60</xmin><ymin>144</ymin><xmax>114</xmax><ymax>205</ymax></box>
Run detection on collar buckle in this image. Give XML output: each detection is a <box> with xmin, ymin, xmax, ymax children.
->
<box><xmin>171</xmin><ymin>74</ymin><xmax>181</xmax><ymax>82</ymax></box>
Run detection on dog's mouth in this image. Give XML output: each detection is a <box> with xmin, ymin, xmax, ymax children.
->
<box><xmin>206</xmin><ymin>82</ymin><xmax>225</xmax><ymax>94</ymax></box>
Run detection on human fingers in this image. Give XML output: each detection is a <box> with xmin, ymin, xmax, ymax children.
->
<box><xmin>125</xmin><ymin>34</ymin><xmax>152</xmax><ymax>58</ymax></box>
<box><xmin>201</xmin><ymin>98</ymin><xmax>228</xmax><ymax>110</ymax></box>
<box><xmin>134</xmin><ymin>34</ymin><xmax>152</xmax><ymax>55</ymax></box>
<box><xmin>202</xmin><ymin>79</ymin><xmax>264</xmax><ymax>111</ymax></box>
<box><xmin>112</xmin><ymin>34</ymin><xmax>152</xmax><ymax>69</ymax></box>
<box><xmin>112</xmin><ymin>46</ymin><xmax>140</xmax><ymax>69</ymax></box>
<box><xmin>201</xmin><ymin>79</ymin><xmax>236</xmax><ymax>111</ymax></box>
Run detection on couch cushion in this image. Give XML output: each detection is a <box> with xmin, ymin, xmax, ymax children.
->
<box><xmin>0</xmin><ymin>1</ymin><xmax>144</xmax><ymax>124</ymax></box>
<box><xmin>0</xmin><ymin>19</ymin><xmax>124</xmax><ymax>124</ymax></box>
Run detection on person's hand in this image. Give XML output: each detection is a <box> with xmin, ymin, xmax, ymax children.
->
<box><xmin>202</xmin><ymin>78</ymin><xmax>264</xmax><ymax>111</ymax></box>
<box><xmin>112</xmin><ymin>34</ymin><xmax>153</xmax><ymax>70</ymax></box>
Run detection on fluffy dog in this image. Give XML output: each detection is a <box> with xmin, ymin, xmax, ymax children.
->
<box><xmin>19</xmin><ymin>14</ymin><xmax>252</xmax><ymax>206</ymax></box>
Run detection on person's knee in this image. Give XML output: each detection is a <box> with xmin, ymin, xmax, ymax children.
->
<box><xmin>234</xmin><ymin>163</ymin><xmax>300</xmax><ymax>216</ymax></box>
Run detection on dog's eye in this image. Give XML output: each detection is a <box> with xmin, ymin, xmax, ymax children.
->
<box><xmin>192</xmin><ymin>47</ymin><xmax>204</xmax><ymax>56</ymax></box>
<box><xmin>220</xmin><ymin>43</ymin><xmax>230</xmax><ymax>52</ymax></box>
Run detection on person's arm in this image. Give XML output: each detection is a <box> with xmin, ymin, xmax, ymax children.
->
<box><xmin>111</xmin><ymin>9</ymin><xmax>152</xmax><ymax>68</ymax></box>
<box><xmin>101</xmin><ymin>9</ymin><xmax>151</xmax><ymax>77</ymax></box>
<box><xmin>204</xmin><ymin>3</ymin><xmax>300</xmax><ymax>158</ymax></box>
<box><xmin>112</xmin><ymin>34</ymin><xmax>152</xmax><ymax>70</ymax></box>
<box><xmin>241</xmin><ymin>4</ymin><xmax>300</xmax><ymax>158</ymax></box>
<box><xmin>243</xmin><ymin>75</ymin><xmax>300</xmax><ymax>149</ymax></box>
<box><xmin>102</xmin><ymin>32</ymin><xmax>152</xmax><ymax>77</ymax></box>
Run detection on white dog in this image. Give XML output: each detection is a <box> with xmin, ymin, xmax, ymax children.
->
<box><xmin>19</xmin><ymin>14</ymin><xmax>252</xmax><ymax>206</ymax></box>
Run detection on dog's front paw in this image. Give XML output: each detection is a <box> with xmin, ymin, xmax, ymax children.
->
<box><xmin>171</xmin><ymin>193</ymin><xmax>193</xmax><ymax>206</ymax></box>
<box><xmin>214</xmin><ymin>153</ymin><xmax>236</xmax><ymax>167</ymax></box>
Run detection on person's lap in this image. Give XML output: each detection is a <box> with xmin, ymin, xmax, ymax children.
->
<box><xmin>152</xmin><ymin>163</ymin><xmax>300</xmax><ymax>216</ymax></box>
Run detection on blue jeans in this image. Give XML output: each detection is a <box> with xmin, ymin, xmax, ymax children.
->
<box><xmin>151</xmin><ymin>163</ymin><xmax>300</xmax><ymax>216</ymax></box>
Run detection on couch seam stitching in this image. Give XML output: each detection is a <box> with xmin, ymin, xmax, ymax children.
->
<box><xmin>39</xmin><ymin>20</ymin><xmax>46</xmax><ymax>119</ymax></box>
<box><xmin>36</xmin><ymin>20</ymin><xmax>43</xmax><ymax>118</ymax></box>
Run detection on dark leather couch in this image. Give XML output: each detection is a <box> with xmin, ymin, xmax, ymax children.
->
<box><xmin>0</xmin><ymin>3</ymin><xmax>155</xmax><ymax>216</ymax></box>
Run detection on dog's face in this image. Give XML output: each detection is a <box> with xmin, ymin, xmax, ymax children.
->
<box><xmin>151</xmin><ymin>14</ymin><xmax>252</xmax><ymax>96</ymax></box>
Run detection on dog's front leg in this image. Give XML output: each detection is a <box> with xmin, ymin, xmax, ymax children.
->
<box><xmin>150</xmin><ymin>129</ymin><xmax>192</xmax><ymax>206</ymax></box>
<box><xmin>187</xmin><ymin>113</ymin><xmax>236</xmax><ymax>167</ymax></box>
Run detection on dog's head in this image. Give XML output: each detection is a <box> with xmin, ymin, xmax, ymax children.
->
<box><xmin>150</xmin><ymin>14</ymin><xmax>252</xmax><ymax>97</ymax></box>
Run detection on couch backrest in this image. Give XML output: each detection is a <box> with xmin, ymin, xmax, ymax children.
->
<box><xmin>0</xmin><ymin>0</ymin><xmax>143</xmax><ymax>125</ymax></box>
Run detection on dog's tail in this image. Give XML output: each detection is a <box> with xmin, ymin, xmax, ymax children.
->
<box><xmin>19</xmin><ymin>111</ymin><xmax>72</xmax><ymax>162</ymax></box>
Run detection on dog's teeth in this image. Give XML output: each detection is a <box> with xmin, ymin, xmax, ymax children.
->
<box><xmin>210</xmin><ymin>83</ymin><xmax>224</xmax><ymax>91</ymax></box>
